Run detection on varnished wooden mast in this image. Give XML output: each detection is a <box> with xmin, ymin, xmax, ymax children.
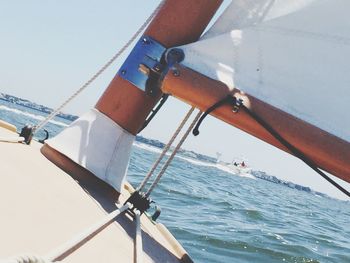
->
<box><xmin>95</xmin><ymin>0</ymin><xmax>223</xmax><ymax>135</ymax></box>
<box><xmin>41</xmin><ymin>0</ymin><xmax>223</xmax><ymax>199</ymax></box>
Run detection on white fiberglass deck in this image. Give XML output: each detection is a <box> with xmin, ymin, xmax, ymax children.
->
<box><xmin>0</xmin><ymin>127</ymin><xmax>190</xmax><ymax>263</ymax></box>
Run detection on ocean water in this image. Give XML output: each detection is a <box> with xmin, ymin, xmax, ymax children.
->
<box><xmin>1</xmin><ymin>100</ymin><xmax>349</xmax><ymax>263</ymax></box>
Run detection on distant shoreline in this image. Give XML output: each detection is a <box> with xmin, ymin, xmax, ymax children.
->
<box><xmin>0</xmin><ymin>93</ymin><xmax>78</xmax><ymax>121</ymax></box>
<box><xmin>0</xmin><ymin>92</ymin><xmax>333</xmax><ymax>199</ymax></box>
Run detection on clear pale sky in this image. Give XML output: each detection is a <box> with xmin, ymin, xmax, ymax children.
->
<box><xmin>0</xmin><ymin>0</ymin><xmax>349</xmax><ymax>200</ymax></box>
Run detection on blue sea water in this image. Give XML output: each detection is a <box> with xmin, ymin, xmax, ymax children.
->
<box><xmin>1</xmin><ymin>100</ymin><xmax>349</xmax><ymax>263</ymax></box>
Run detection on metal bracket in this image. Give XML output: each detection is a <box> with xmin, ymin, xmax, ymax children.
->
<box><xmin>232</xmin><ymin>98</ymin><xmax>243</xmax><ymax>113</ymax></box>
<box><xmin>118</xmin><ymin>36</ymin><xmax>167</xmax><ymax>95</ymax></box>
<box><xmin>118</xmin><ymin>36</ymin><xmax>185</xmax><ymax>96</ymax></box>
<box><xmin>124</xmin><ymin>191</ymin><xmax>153</xmax><ymax>215</ymax></box>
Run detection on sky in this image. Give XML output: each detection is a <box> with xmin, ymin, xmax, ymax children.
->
<box><xmin>0</xmin><ymin>0</ymin><xmax>349</xmax><ymax>200</ymax></box>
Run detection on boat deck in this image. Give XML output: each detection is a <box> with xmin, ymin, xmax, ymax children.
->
<box><xmin>0</xmin><ymin>126</ymin><xmax>191</xmax><ymax>262</ymax></box>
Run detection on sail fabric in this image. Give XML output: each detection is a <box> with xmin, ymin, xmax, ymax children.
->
<box><xmin>181</xmin><ymin>0</ymin><xmax>350</xmax><ymax>142</ymax></box>
<box><xmin>46</xmin><ymin>108</ymin><xmax>135</xmax><ymax>192</ymax></box>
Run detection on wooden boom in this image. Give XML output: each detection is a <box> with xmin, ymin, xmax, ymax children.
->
<box><xmin>162</xmin><ymin>65</ymin><xmax>350</xmax><ymax>184</ymax></box>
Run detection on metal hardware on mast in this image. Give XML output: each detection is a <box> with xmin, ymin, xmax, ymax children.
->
<box><xmin>31</xmin><ymin>1</ymin><xmax>166</xmax><ymax>137</ymax></box>
<box><xmin>118</xmin><ymin>36</ymin><xmax>167</xmax><ymax>95</ymax></box>
<box><xmin>118</xmin><ymin>39</ymin><xmax>185</xmax><ymax>96</ymax></box>
<box><xmin>95</xmin><ymin>0</ymin><xmax>223</xmax><ymax>135</ymax></box>
<box><xmin>118</xmin><ymin>44</ymin><xmax>185</xmax><ymax>130</ymax></box>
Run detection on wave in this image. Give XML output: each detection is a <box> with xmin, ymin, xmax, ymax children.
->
<box><xmin>133</xmin><ymin>142</ymin><xmax>327</xmax><ymax>196</ymax></box>
<box><xmin>0</xmin><ymin>105</ymin><xmax>68</xmax><ymax>127</ymax></box>
<box><xmin>133</xmin><ymin>141</ymin><xmax>164</xmax><ymax>154</ymax></box>
<box><xmin>215</xmin><ymin>163</ymin><xmax>255</xmax><ymax>178</ymax></box>
<box><xmin>175</xmin><ymin>155</ymin><xmax>218</xmax><ymax>168</ymax></box>
<box><xmin>133</xmin><ymin>141</ymin><xmax>255</xmax><ymax>179</ymax></box>
<box><xmin>177</xmin><ymin>157</ymin><xmax>255</xmax><ymax>179</ymax></box>
<box><xmin>133</xmin><ymin>142</ymin><xmax>217</xmax><ymax>167</ymax></box>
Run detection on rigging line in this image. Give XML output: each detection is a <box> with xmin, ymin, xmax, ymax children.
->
<box><xmin>1</xmin><ymin>204</ymin><xmax>131</xmax><ymax>263</ymax></box>
<box><xmin>192</xmin><ymin>94</ymin><xmax>350</xmax><ymax>197</ymax></box>
<box><xmin>145</xmin><ymin>110</ymin><xmax>202</xmax><ymax>197</ymax></box>
<box><xmin>192</xmin><ymin>95</ymin><xmax>237</xmax><ymax>136</ymax></box>
<box><xmin>138</xmin><ymin>94</ymin><xmax>169</xmax><ymax>133</ymax></box>
<box><xmin>137</xmin><ymin>106</ymin><xmax>196</xmax><ymax>191</ymax></box>
<box><xmin>0</xmin><ymin>136</ymin><xmax>25</xmax><ymax>143</ymax></box>
<box><xmin>45</xmin><ymin>203</ymin><xmax>130</xmax><ymax>262</ymax></box>
<box><xmin>134</xmin><ymin>210</ymin><xmax>143</xmax><ymax>263</ymax></box>
<box><xmin>34</xmin><ymin>0</ymin><xmax>166</xmax><ymax>134</ymax></box>
<box><xmin>3</xmin><ymin>255</ymin><xmax>51</xmax><ymax>263</ymax></box>
<box><xmin>240</xmin><ymin>104</ymin><xmax>350</xmax><ymax>198</ymax></box>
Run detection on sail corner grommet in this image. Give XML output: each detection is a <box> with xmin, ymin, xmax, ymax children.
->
<box><xmin>166</xmin><ymin>48</ymin><xmax>184</xmax><ymax>77</ymax></box>
<box><xmin>165</xmin><ymin>48</ymin><xmax>185</xmax><ymax>65</ymax></box>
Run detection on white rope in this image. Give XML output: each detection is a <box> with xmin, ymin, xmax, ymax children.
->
<box><xmin>0</xmin><ymin>136</ymin><xmax>24</xmax><ymax>143</ymax></box>
<box><xmin>1</xmin><ymin>255</ymin><xmax>52</xmax><ymax>263</ymax></box>
<box><xmin>134</xmin><ymin>210</ymin><xmax>143</xmax><ymax>263</ymax></box>
<box><xmin>145</xmin><ymin>109</ymin><xmax>202</xmax><ymax>196</ymax></box>
<box><xmin>4</xmin><ymin>111</ymin><xmax>201</xmax><ymax>263</ymax></box>
<box><xmin>3</xmin><ymin>203</ymin><xmax>128</xmax><ymax>262</ymax></box>
<box><xmin>1</xmin><ymin>2</ymin><xmax>168</xmax><ymax>262</ymax></box>
<box><xmin>45</xmin><ymin>203</ymin><xmax>130</xmax><ymax>262</ymax></box>
<box><xmin>34</xmin><ymin>0</ymin><xmax>166</xmax><ymax>133</ymax></box>
<box><xmin>138</xmin><ymin>107</ymin><xmax>196</xmax><ymax>191</ymax></box>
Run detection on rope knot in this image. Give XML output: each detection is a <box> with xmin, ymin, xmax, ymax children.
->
<box><xmin>8</xmin><ymin>255</ymin><xmax>51</xmax><ymax>263</ymax></box>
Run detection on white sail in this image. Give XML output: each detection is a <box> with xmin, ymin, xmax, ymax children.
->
<box><xmin>181</xmin><ymin>0</ymin><xmax>350</xmax><ymax>142</ymax></box>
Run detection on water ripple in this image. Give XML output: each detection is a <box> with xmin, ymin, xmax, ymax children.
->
<box><xmin>3</xmin><ymin>103</ymin><xmax>350</xmax><ymax>263</ymax></box>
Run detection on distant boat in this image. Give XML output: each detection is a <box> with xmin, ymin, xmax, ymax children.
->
<box><xmin>218</xmin><ymin>161</ymin><xmax>253</xmax><ymax>178</ymax></box>
<box><xmin>228</xmin><ymin>161</ymin><xmax>252</xmax><ymax>175</ymax></box>
<box><xmin>215</xmin><ymin>153</ymin><xmax>253</xmax><ymax>177</ymax></box>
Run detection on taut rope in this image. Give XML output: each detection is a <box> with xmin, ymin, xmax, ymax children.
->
<box><xmin>34</xmin><ymin>0</ymin><xmax>165</xmax><ymax>134</ymax></box>
<box><xmin>138</xmin><ymin>107</ymin><xmax>196</xmax><ymax>191</ymax></box>
<box><xmin>145</xmin><ymin>109</ymin><xmax>202</xmax><ymax>196</ymax></box>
